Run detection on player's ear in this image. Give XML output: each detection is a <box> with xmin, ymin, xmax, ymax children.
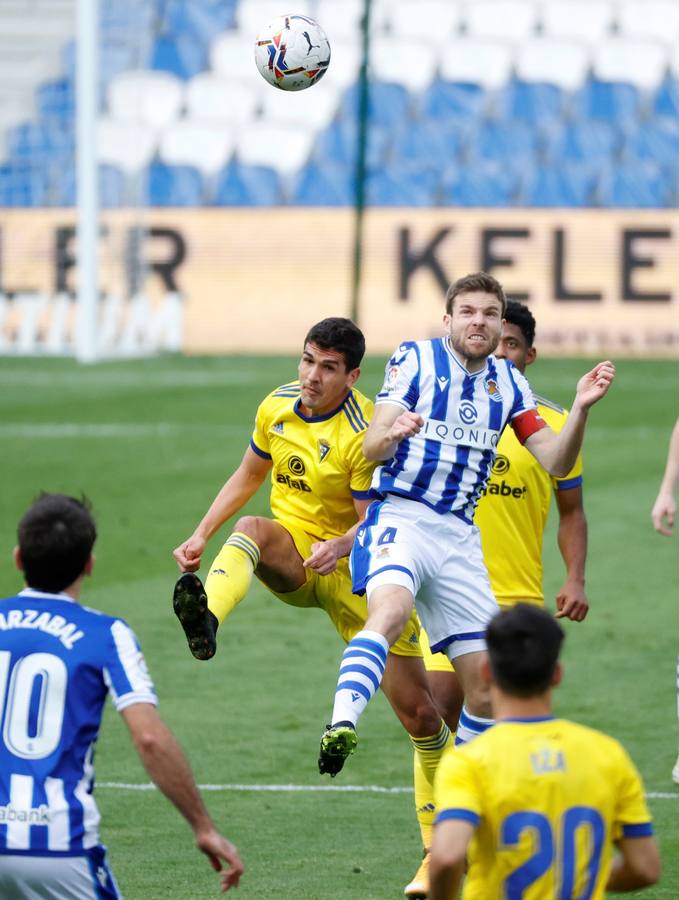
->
<box><xmin>13</xmin><ymin>546</ymin><xmax>23</xmax><ymax>572</ymax></box>
<box><xmin>347</xmin><ymin>366</ymin><xmax>360</xmax><ymax>387</ymax></box>
<box><xmin>526</xmin><ymin>346</ymin><xmax>537</xmax><ymax>367</ymax></box>
<box><xmin>83</xmin><ymin>553</ymin><xmax>95</xmax><ymax>577</ymax></box>
<box><xmin>551</xmin><ymin>662</ymin><xmax>563</xmax><ymax>688</ymax></box>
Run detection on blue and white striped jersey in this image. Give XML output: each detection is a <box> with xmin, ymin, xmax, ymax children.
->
<box><xmin>373</xmin><ymin>338</ymin><xmax>542</xmax><ymax>522</ymax></box>
<box><xmin>0</xmin><ymin>588</ymin><xmax>157</xmax><ymax>855</ymax></box>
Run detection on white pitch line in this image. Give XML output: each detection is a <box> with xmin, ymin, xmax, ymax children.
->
<box><xmin>97</xmin><ymin>782</ymin><xmax>679</xmax><ymax>799</ymax></box>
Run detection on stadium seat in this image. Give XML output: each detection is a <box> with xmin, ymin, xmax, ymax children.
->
<box><xmin>438</xmin><ymin>39</ymin><xmax>514</xmax><ymax>91</ymax></box>
<box><xmin>463</xmin><ymin>0</ymin><xmax>538</xmax><ymax>40</ymax></box>
<box><xmin>385</xmin><ymin>0</ymin><xmax>462</xmax><ymax>44</ymax></box>
<box><xmin>0</xmin><ymin>161</ymin><xmax>48</xmax><ymax>206</ymax></box>
<box><xmin>321</xmin><ymin>38</ymin><xmax>362</xmax><ymax>92</ymax></box>
<box><xmin>185</xmin><ymin>73</ymin><xmax>260</xmax><ymax>123</ymax></box>
<box><xmin>540</xmin><ymin>0</ymin><xmax>615</xmax><ymax>43</ymax></box>
<box><xmin>158</xmin><ymin>121</ymin><xmax>236</xmax><ymax>175</ymax></box>
<box><xmin>515</xmin><ymin>39</ymin><xmax>590</xmax><ymax>92</ymax></box>
<box><xmin>235</xmin><ymin>122</ymin><xmax>315</xmax><ymax>176</ymax></box>
<box><xmin>391</xmin><ymin>119</ymin><xmax>465</xmax><ymax>171</ymax></box>
<box><xmin>6</xmin><ymin>122</ymin><xmax>69</xmax><ymax>167</ymax></box>
<box><xmin>467</xmin><ymin>121</ymin><xmax>538</xmax><ymax>166</ymax></box>
<box><xmin>145</xmin><ymin>161</ymin><xmax>204</xmax><ymax>206</ymax></box>
<box><xmin>316</xmin><ymin>0</ymin><xmax>371</xmax><ymax>41</ymax></box>
<box><xmin>96</xmin><ymin>118</ymin><xmax>157</xmax><ymax>174</ymax></box>
<box><xmin>213</xmin><ymin>161</ymin><xmax>282</xmax><ymax>205</ymax></box>
<box><xmin>441</xmin><ymin>162</ymin><xmax>521</xmax><ymax>207</ymax></box>
<box><xmin>339</xmin><ymin>82</ymin><xmax>411</xmax><ymax>130</ymax></box>
<box><xmin>592</xmin><ymin>39</ymin><xmax>668</xmax><ymax>92</ymax></box>
<box><xmin>36</xmin><ymin>78</ymin><xmax>74</xmax><ymax>125</ymax></box>
<box><xmin>51</xmin><ymin>163</ymin><xmax>126</xmax><ymax>208</ymax></box>
<box><xmin>494</xmin><ymin>79</ymin><xmax>564</xmax><ymax>126</ymax></box>
<box><xmin>210</xmin><ymin>31</ymin><xmax>261</xmax><ymax>83</ymax></box>
<box><xmin>366</xmin><ymin>166</ymin><xmax>440</xmax><ymax>206</ymax></box>
<box><xmin>521</xmin><ymin>164</ymin><xmax>596</xmax><ymax>207</ymax></box>
<box><xmin>544</xmin><ymin>120</ymin><xmax>620</xmax><ymax>165</ymax></box>
<box><xmin>617</xmin><ymin>0</ymin><xmax>679</xmax><ymax>44</ymax></box>
<box><xmin>236</xmin><ymin>0</ymin><xmax>312</xmax><ymax>37</ymax></box>
<box><xmin>313</xmin><ymin>120</ymin><xmax>391</xmax><ymax>169</ymax></box>
<box><xmin>369</xmin><ymin>37</ymin><xmax>439</xmax><ymax>93</ymax></box>
<box><xmin>107</xmin><ymin>71</ymin><xmax>184</xmax><ymax>129</ymax></box>
<box><xmin>573</xmin><ymin>79</ymin><xmax>641</xmax><ymax>124</ymax></box>
<box><xmin>420</xmin><ymin>80</ymin><xmax>487</xmax><ymax>124</ymax></box>
<box><xmin>596</xmin><ymin>162</ymin><xmax>671</xmax><ymax>207</ymax></box>
<box><xmin>258</xmin><ymin>81</ymin><xmax>341</xmax><ymax>130</ymax></box>
<box><xmin>160</xmin><ymin>0</ymin><xmax>237</xmax><ymax>47</ymax></box>
<box><xmin>151</xmin><ymin>34</ymin><xmax>207</xmax><ymax>81</ymax></box>
<box><xmin>623</xmin><ymin>118</ymin><xmax>679</xmax><ymax>165</ymax></box>
<box><xmin>654</xmin><ymin>78</ymin><xmax>679</xmax><ymax>118</ymax></box>
<box><xmin>289</xmin><ymin>161</ymin><xmax>355</xmax><ymax>205</ymax></box>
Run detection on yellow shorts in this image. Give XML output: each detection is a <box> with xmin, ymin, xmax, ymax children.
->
<box><xmin>266</xmin><ymin>521</ymin><xmax>422</xmax><ymax>657</ymax></box>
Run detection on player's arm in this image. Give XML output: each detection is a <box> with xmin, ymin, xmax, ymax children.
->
<box><xmin>554</xmin><ymin>485</ymin><xmax>588</xmax><ymax>621</ymax></box>
<box><xmin>429</xmin><ymin>819</ymin><xmax>474</xmax><ymax>900</ymax></box>
<box><xmin>651</xmin><ymin>417</ymin><xmax>679</xmax><ymax>536</ymax></box>
<box><xmin>173</xmin><ymin>446</ymin><xmax>272</xmax><ymax>572</ymax></box>
<box><xmin>304</xmin><ymin>497</ymin><xmax>372</xmax><ymax>575</ymax></box>
<box><xmin>363</xmin><ymin>402</ymin><xmax>423</xmax><ymax>461</ymax></box>
<box><xmin>121</xmin><ymin>703</ymin><xmax>244</xmax><ymax>892</ymax></box>
<box><xmin>523</xmin><ymin>361</ymin><xmax>615</xmax><ymax>478</ymax></box>
<box><xmin>607</xmin><ymin>836</ymin><xmax>661</xmax><ymax>891</ymax></box>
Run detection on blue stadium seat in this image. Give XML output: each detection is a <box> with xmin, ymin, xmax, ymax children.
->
<box><xmin>441</xmin><ymin>163</ymin><xmax>521</xmax><ymax>207</ymax></box>
<box><xmin>420</xmin><ymin>80</ymin><xmax>486</xmax><ymax>123</ymax></box>
<box><xmin>0</xmin><ymin>163</ymin><xmax>48</xmax><ymax>207</ymax></box>
<box><xmin>521</xmin><ymin>164</ymin><xmax>596</xmax><ymax>207</ymax></box>
<box><xmin>339</xmin><ymin>82</ymin><xmax>411</xmax><ymax>130</ymax></box>
<box><xmin>495</xmin><ymin>79</ymin><xmax>564</xmax><ymax>125</ymax></box>
<box><xmin>573</xmin><ymin>79</ymin><xmax>641</xmax><ymax>124</ymax></box>
<box><xmin>624</xmin><ymin>118</ymin><xmax>679</xmax><ymax>165</ymax></box>
<box><xmin>596</xmin><ymin>162</ymin><xmax>671</xmax><ymax>208</ymax></box>
<box><xmin>366</xmin><ymin>166</ymin><xmax>439</xmax><ymax>206</ymax></box>
<box><xmin>467</xmin><ymin>121</ymin><xmax>538</xmax><ymax>165</ymax></box>
<box><xmin>52</xmin><ymin>164</ymin><xmax>127</xmax><ymax>208</ymax></box>
<box><xmin>390</xmin><ymin>119</ymin><xmax>466</xmax><ymax>171</ymax></box>
<box><xmin>653</xmin><ymin>78</ymin><xmax>679</xmax><ymax>119</ymax></box>
<box><xmin>7</xmin><ymin>123</ymin><xmax>72</xmax><ymax>168</ymax></box>
<box><xmin>161</xmin><ymin>0</ymin><xmax>237</xmax><ymax>45</ymax></box>
<box><xmin>544</xmin><ymin>120</ymin><xmax>620</xmax><ymax>165</ymax></box>
<box><xmin>313</xmin><ymin>120</ymin><xmax>391</xmax><ymax>169</ymax></box>
<box><xmin>213</xmin><ymin>163</ymin><xmax>282</xmax><ymax>206</ymax></box>
<box><xmin>36</xmin><ymin>79</ymin><xmax>75</xmax><ymax>125</ymax></box>
<box><xmin>289</xmin><ymin>162</ymin><xmax>354</xmax><ymax>206</ymax></box>
<box><xmin>146</xmin><ymin>162</ymin><xmax>204</xmax><ymax>205</ymax></box>
<box><xmin>151</xmin><ymin>34</ymin><xmax>206</xmax><ymax>80</ymax></box>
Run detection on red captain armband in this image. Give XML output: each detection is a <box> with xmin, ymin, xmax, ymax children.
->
<box><xmin>511</xmin><ymin>408</ymin><xmax>547</xmax><ymax>445</ymax></box>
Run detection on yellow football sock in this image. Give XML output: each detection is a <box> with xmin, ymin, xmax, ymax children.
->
<box><xmin>410</xmin><ymin>721</ymin><xmax>453</xmax><ymax>850</ymax></box>
<box><xmin>205</xmin><ymin>532</ymin><xmax>260</xmax><ymax>625</ymax></box>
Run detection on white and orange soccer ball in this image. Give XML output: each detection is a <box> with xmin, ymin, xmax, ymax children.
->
<box><xmin>254</xmin><ymin>14</ymin><xmax>331</xmax><ymax>91</ymax></box>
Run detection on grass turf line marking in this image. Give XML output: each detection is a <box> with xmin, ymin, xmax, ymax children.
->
<box><xmin>98</xmin><ymin>782</ymin><xmax>679</xmax><ymax>799</ymax></box>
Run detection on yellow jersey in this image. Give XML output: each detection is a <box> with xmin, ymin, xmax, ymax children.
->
<box><xmin>474</xmin><ymin>397</ymin><xmax>583</xmax><ymax>605</ymax></box>
<box><xmin>250</xmin><ymin>382</ymin><xmax>376</xmax><ymax>543</ymax></box>
<box><xmin>435</xmin><ymin>717</ymin><xmax>653</xmax><ymax>900</ymax></box>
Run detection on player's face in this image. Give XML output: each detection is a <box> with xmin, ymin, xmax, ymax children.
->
<box><xmin>494</xmin><ymin>322</ymin><xmax>536</xmax><ymax>374</ymax></box>
<box><xmin>445</xmin><ymin>291</ymin><xmax>504</xmax><ymax>368</ymax></box>
<box><xmin>298</xmin><ymin>342</ymin><xmax>359</xmax><ymax>415</ymax></box>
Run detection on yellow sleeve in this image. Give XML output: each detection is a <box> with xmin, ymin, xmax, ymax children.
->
<box><xmin>612</xmin><ymin>745</ymin><xmax>654</xmax><ymax>841</ymax></box>
<box><xmin>434</xmin><ymin>746</ymin><xmax>482</xmax><ymax>827</ymax></box>
<box><xmin>346</xmin><ymin>435</ymin><xmax>376</xmax><ymax>497</ymax></box>
<box><xmin>250</xmin><ymin>398</ymin><xmax>272</xmax><ymax>460</ymax></box>
<box><xmin>542</xmin><ymin>406</ymin><xmax>584</xmax><ymax>491</ymax></box>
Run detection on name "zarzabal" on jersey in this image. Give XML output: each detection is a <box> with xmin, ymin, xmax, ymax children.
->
<box><xmin>0</xmin><ymin>609</ymin><xmax>84</xmax><ymax>649</ymax></box>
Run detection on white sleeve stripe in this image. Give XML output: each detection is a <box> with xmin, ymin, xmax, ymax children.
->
<box><xmin>110</xmin><ymin>619</ymin><xmax>157</xmax><ymax>697</ymax></box>
<box><xmin>114</xmin><ymin>693</ymin><xmax>158</xmax><ymax>712</ymax></box>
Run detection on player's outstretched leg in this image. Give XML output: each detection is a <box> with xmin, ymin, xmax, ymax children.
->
<box><xmin>173</xmin><ymin>573</ymin><xmax>218</xmax><ymax>660</ymax></box>
<box><xmin>318</xmin><ymin>721</ymin><xmax>358</xmax><ymax>776</ymax></box>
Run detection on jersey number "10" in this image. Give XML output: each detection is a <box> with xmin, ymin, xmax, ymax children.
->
<box><xmin>0</xmin><ymin>651</ymin><xmax>68</xmax><ymax>760</ymax></box>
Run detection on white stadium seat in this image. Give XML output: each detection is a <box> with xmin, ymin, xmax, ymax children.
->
<box><xmin>236</xmin><ymin>0</ymin><xmax>312</xmax><ymax>38</ymax></box>
<box><xmin>96</xmin><ymin>118</ymin><xmax>157</xmax><ymax>174</ymax></box>
<box><xmin>186</xmin><ymin>73</ymin><xmax>260</xmax><ymax>124</ymax></box>
<box><xmin>210</xmin><ymin>31</ymin><xmax>259</xmax><ymax>83</ymax></box>
<box><xmin>438</xmin><ymin>39</ymin><xmax>514</xmax><ymax>90</ymax></box>
<box><xmin>322</xmin><ymin>39</ymin><xmax>362</xmax><ymax>92</ymax></box>
<box><xmin>258</xmin><ymin>81</ymin><xmax>341</xmax><ymax>130</ymax></box>
<box><xmin>617</xmin><ymin>0</ymin><xmax>679</xmax><ymax>44</ymax></box>
<box><xmin>316</xmin><ymin>0</ymin><xmax>371</xmax><ymax>41</ymax></box>
<box><xmin>515</xmin><ymin>39</ymin><xmax>590</xmax><ymax>91</ymax></box>
<box><xmin>669</xmin><ymin>45</ymin><xmax>679</xmax><ymax>80</ymax></box>
<box><xmin>386</xmin><ymin>0</ymin><xmax>462</xmax><ymax>43</ymax></box>
<box><xmin>593</xmin><ymin>39</ymin><xmax>668</xmax><ymax>91</ymax></box>
<box><xmin>107</xmin><ymin>71</ymin><xmax>184</xmax><ymax>129</ymax></box>
<box><xmin>158</xmin><ymin>121</ymin><xmax>236</xmax><ymax>175</ymax></box>
<box><xmin>540</xmin><ymin>0</ymin><xmax>614</xmax><ymax>43</ymax></box>
<box><xmin>464</xmin><ymin>0</ymin><xmax>538</xmax><ymax>41</ymax></box>
<box><xmin>235</xmin><ymin>122</ymin><xmax>315</xmax><ymax>176</ymax></box>
<box><xmin>370</xmin><ymin>37</ymin><xmax>439</xmax><ymax>93</ymax></box>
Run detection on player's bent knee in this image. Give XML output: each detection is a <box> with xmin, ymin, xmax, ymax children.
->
<box><xmin>232</xmin><ymin>515</ymin><xmax>268</xmax><ymax>546</ymax></box>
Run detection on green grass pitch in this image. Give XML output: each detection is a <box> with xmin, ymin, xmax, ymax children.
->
<box><xmin>0</xmin><ymin>354</ymin><xmax>677</xmax><ymax>898</ymax></box>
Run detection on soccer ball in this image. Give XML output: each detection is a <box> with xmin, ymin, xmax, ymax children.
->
<box><xmin>254</xmin><ymin>14</ymin><xmax>331</xmax><ymax>91</ymax></box>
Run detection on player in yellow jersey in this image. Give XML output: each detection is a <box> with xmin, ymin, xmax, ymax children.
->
<box><xmin>430</xmin><ymin>603</ymin><xmax>660</xmax><ymax>899</ymax></box>
<box><xmin>172</xmin><ymin>318</ymin><xmax>450</xmax><ymax>779</ymax></box>
<box><xmin>406</xmin><ymin>302</ymin><xmax>588</xmax><ymax>898</ymax></box>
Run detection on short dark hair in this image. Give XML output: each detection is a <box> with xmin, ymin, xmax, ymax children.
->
<box><xmin>445</xmin><ymin>271</ymin><xmax>507</xmax><ymax>316</ymax></box>
<box><xmin>304</xmin><ymin>317</ymin><xmax>365</xmax><ymax>372</ymax></box>
<box><xmin>504</xmin><ymin>300</ymin><xmax>536</xmax><ymax>348</ymax></box>
<box><xmin>18</xmin><ymin>493</ymin><xmax>97</xmax><ymax>593</ymax></box>
<box><xmin>486</xmin><ymin>604</ymin><xmax>564</xmax><ymax>697</ymax></box>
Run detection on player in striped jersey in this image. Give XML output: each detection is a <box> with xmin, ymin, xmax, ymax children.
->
<box><xmin>319</xmin><ymin>272</ymin><xmax>615</xmax><ymax>778</ymax></box>
<box><xmin>0</xmin><ymin>494</ymin><xmax>243</xmax><ymax>898</ymax></box>
<box><xmin>430</xmin><ymin>604</ymin><xmax>660</xmax><ymax>899</ymax></box>
<box><xmin>172</xmin><ymin>318</ymin><xmax>451</xmax><ymax>783</ymax></box>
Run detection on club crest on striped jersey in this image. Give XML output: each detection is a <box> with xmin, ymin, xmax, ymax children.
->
<box><xmin>485</xmin><ymin>377</ymin><xmax>502</xmax><ymax>402</ymax></box>
<box><xmin>318</xmin><ymin>439</ymin><xmax>331</xmax><ymax>463</ymax></box>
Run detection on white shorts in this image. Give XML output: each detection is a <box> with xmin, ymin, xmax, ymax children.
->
<box><xmin>0</xmin><ymin>846</ymin><xmax>121</xmax><ymax>899</ymax></box>
<box><xmin>351</xmin><ymin>495</ymin><xmax>499</xmax><ymax>661</ymax></box>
